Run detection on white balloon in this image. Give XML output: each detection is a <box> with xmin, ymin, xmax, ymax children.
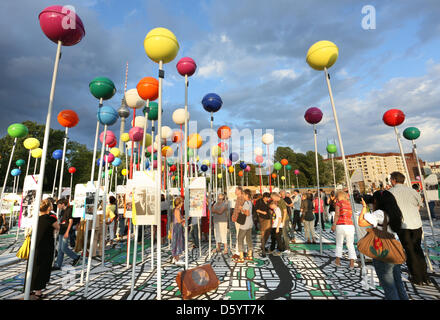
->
<box><xmin>161</xmin><ymin>126</ymin><xmax>172</xmax><ymax>139</ymax></box>
<box><xmin>262</xmin><ymin>133</ymin><xmax>274</xmax><ymax>145</ymax></box>
<box><xmin>125</xmin><ymin>88</ymin><xmax>146</xmax><ymax>109</ymax></box>
<box><xmin>172</xmin><ymin>108</ymin><xmax>190</xmax><ymax>125</ymax></box>
<box><xmin>254</xmin><ymin>147</ymin><xmax>263</xmax><ymax>156</ymax></box>
<box><xmin>131</xmin><ymin>116</ymin><xmax>147</xmax><ymax>128</ymax></box>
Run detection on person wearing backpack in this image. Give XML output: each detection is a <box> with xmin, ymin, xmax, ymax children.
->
<box><xmin>358</xmin><ymin>190</ymin><xmax>409</xmax><ymax>300</ymax></box>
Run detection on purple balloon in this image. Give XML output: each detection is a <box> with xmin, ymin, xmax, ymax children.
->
<box><xmin>39</xmin><ymin>5</ymin><xmax>85</xmax><ymax>46</ymax></box>
<box><xmin>304</xmin><ymin>107</ymin><xmax>323</xmax><ymax>125</ymax></box>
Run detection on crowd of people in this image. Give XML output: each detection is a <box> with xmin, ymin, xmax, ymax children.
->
<box><xmin>23</xmin><ymin>170</ymin><xmax>433</xmax><ymax>300</ymax></box>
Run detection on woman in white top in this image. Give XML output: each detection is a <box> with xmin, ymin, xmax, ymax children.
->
<box><xmin>234</xmin><ymin>189</ymin><xmax>254</xmax><ymax>263</ymax></box>
<box><xmin>358</xmin><ymin>190</ymin><xmax>409</xmax><ymax>300</ymax></box>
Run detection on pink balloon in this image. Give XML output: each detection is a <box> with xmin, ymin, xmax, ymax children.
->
<box><xmin>129</xmin><ymin>127</ymin><xmax>143</xmax><ymax>142</ymax></box>
<box><xmin>245</xmin><ymin>165</ymin><xmax>251</xmax><ymax>172</ymax></box>
<box><xmin>100</xmin><ymin>130</ymin><xmax>115</xmax><ymax>145</ymax></box>
<box><xmin>255</xmin><ymin>155</ymin><xmax>264</xmax><ymax>164</ymax></box>
<box><xmin>39</xmin><ymin>5</ymin><xmax>85</xmax><ymax>46</ymax></box>
<box><xmin>212</xmin><ymin>163</ymin><xmax>216</xmax><ymax>169</ymax></box>
<box><xmin>147</xmin><ymin>145</ymin><xmax>157</xmax><ymax>153</ymax></box>
<box><xmin>294</xmin><ymin>169</ymin><xmax>300</xmax><ymax>175</ymax></box>
<box><xmin>176</xmin><ymin>57</ymin><xmax>197</xmax><ymax>77</ymax></box>
<box><xmin>105</xmin><ymin>153</ymin><xmax>115</xmax><ymax>163</ymax></box>
<box><xmin>227</xmin><ymin>159</ymin><xmax>232</xmax><ymax>167</ymax></box>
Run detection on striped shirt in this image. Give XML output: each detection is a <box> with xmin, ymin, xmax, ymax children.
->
<box><xmin>389</xmin><ymin>184</ymin><xmax>423</xmax><ymax>230</ymax></box>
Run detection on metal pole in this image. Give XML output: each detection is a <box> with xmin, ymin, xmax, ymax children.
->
<box><xmin>69</xmin><ymin>173</ymin><xmax>73</xmax><ymax>200</ymax></box>
<box><xmin>412</xmin><ymin>140</ymin><xmax>436</xmax><ymax>270</ymax></box>
<box><xmin>394</xmin><ymin>126</ymin><xmax>412</xmax><ymax>188</ymax></box>
<box><xmin>324</xmin><ymin>67</ymin><xmax>366</xmax><ymax>271</ymax></box>
<box><xmin>313</xmin><ymin>124</ymin><xmax>323</xmax><ymax>254</ymax></box>
<box><xmin>141</xmin><ymin>100</ymin><xmax>149</xmax><ymax>170</ymax></box>
<box><xmin>24</xmin><ymin>40</ymin><xmax>62</xmax><ymax>300</ymax></box>
<box><xmin>0</xmin><ymin>137</ymin><xmax>17</xmax><ymax>210</ymax></box>
<box><xmin>57</xmin><ymin>127</ymin><xmax>69</xmax><ymax>203</ymax></box>
<box><xmin>24</xmin><ymin>150</ymin><xmax>31</xmax><ymax>180</ymax></box>
<box><xmin>331</xmin><ymin>154</ymin><xmax>337</xmax><ymax>193</ymax></box>
<box><xmin>130</xmin><ymin>220</ymin><xmax>139</xmax><ymax>298</ymax></box>
<box><xmin>101</xmin><ymin>150</ymin><xmax>110</xmax><ymax>267</ymax></box>
<box><xmin>156</xmin><ymin>60</ymin><xmax>164</xmax><ymax>300</ymax></box>
<box><xmin>208</xmin><ymin>112</ymin><xmax>214</xmax><ymax>260</ymax></box>
<box><xmin>33</xmin><ymin>158</ymin><xmax>38</xmax><ymax>176</ymax></box>
<box><xmin>51</xmin><ymin>160</ymin><xmax>59</xmax><ymax>197</ymax></box>
<box><xmin>84</xmin><ymin>124</ymin><xmax>108</xmax><ymax>297</ymax></box>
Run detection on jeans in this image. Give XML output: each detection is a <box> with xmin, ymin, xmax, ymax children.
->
<box><xmin>314</xmin><ymin>212</ymin><xmax>326</xmax><ymax>230</ymax></box>
<box><xmin>372</xmin><ymin>259</ymin><xmax>409</xmax><ymax>300</ymax></box>
<box><xmin>428</xmin><ymin>201</ymin><xmax>436</xmax><ymax>219</ymax></box>
<box><xmin>283</xmin><ymin>217</ymin><xmax>291</xmax><ymax>244</ymax></box>
<box><xmin>55</xmin><ymin>235</ymin><xmax>80</xmax><ymax>268</ymax></box>
<box><xmin>335</xmin><ymin>225</ymin><xmax>357</xmax><ymax>259</ymax></box>
<box><xmin>191</xmin><ymin>223</ymin><xmax>199</xmax><ymax>247</ymax></box>
<box><xmin>118</xmin><ymin>215</ymin><xmax>125</xmax><ymax>237</ymax></box>
<box><xmin>69</xmin><ymin>226</ymin><xmax>76</xmax><ymax>248</ymax></box>
<box><xmin>259</xmin><ymin>218</ymin><xmax>272</xmax><ymax>254</ymax></box>
<box><xmin>292</xmin><ymin>210</ymin><xmax>302</xmax><ymax>232</ymax></box>
<box><xmin>397</xmin><ymin>228</ymin><xmax>429</xmax><ymax>283</ymax></box>
<box><xmin>304</xmin><ymin>220</ymin><xmax>315</xmax><ymax>242</ymax></box>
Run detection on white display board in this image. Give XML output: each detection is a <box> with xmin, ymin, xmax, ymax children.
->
<box><xmin>20</xmin><ymin>175</ymin><xmax>40</xmax><ymax>229</ymax></box>
<box><xmin>188</xmin><ymin>177</ymin><xmax>206</xmax><ymax>217</ymax></box>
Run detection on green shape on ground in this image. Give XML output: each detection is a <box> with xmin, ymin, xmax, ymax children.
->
<box><xmin>246</xmin><ymin>267</ymin><xmax>255</xmax><ymax>280</ymax></box>
<box><xmin>376</xmin><ymin>286</ymin><xmax>383</xmax><ymax>290</ymax></box>
<box><xmin>252</xmin><ymin>258</ymin><xmax>264</xmax><ymax>267</ymax></box>
<box><xmin>69</xmin><ymin>291</ymin><xmax>76</xmax><ymax>296</ymax></box>
<box><xmin>429</xmin><ymin>255</ymin><xmax>440</xmax><ymax>261</ymax></box>
<box><xmin>326</xmin><ymin>285</ymin><xmax>331</xmax><ymax>289</ymax></box>
<box><xmin>296</xmin><ymin>273</ymin><xmax>301</xmax><ymax>279</ymax></box>
<box><xmin>313</xmin><ymin>284</ymin><xmax>319</xmax><ymax>288</ymax></box>
<box><xmin>291</xmin><ymin>243</ymin><xmax>336</xmax><ymax>251</ymax></box>
<box><xmin>226</xmin><ymin>290</ymin><xmax>252</xmax><ymax>300</ymax></box>
<box><xmin>310</xmin><ymin>290</ymin><xmax>324</xmax><ymax>297</ymax></box>
<box><xmin>0</xmin><ymin>234</ymin><xmax>18</xmax><ymax>239</ymax></box>
<box><xmin>175</xmin><ymin>290</ymin><xmax>181</xmax><ymax>296</ymax></box>
<box><xmin>166</xmin><ymin>286</ymin><xmax>174</xmax><ymax>291</ymax></box>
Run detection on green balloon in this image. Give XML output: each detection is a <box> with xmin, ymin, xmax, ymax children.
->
<box><xmin>16</xmin><ymin>159</ymin><xmax>25</xmax><ymax>167</ymax></box>
<box><xmin>144</xmin><ymin>133</ymin><xmax>152</xmax><ymax>147</ymax></box>
<box><xmin>108</xmin><ymin>169</ymin><xmax>113</xmax><ymax>175</ymax></box>
<box><xmin>285</xmin><ymin>164</ymin><xmax>292</xmax><ymax>170</ymax></box>
<box><xmin>274</xmin><ymin>162</ymin><xmax>282</xmax><ymax>171</ymax></box>
<box><xmin>403</xmin><ymin>127</ymin><xmax>420</xmax><ymax>141</ymax></box>
<box><xmin>89</xmin><ymin>77</ymin><xmax>116</xmax><ymax>100</ymax></box>
<box><xmin>146</xmin><ymin>102</ymin><xmax>159</xmax><ymax>120</ymax></box>
<box><xmin>8</xmin><ymin>123</ymin><xmax>28</xmax><ymax>138</ymax></box>
<box><xmin>326</xmin><ymin>144</ymin><xmax>337</xmax><ymax>154</ymax></box>
<box><xmin>188</xmin><ymin>148</ymin><xmax>194</xmax><ymax>157</ymax></box>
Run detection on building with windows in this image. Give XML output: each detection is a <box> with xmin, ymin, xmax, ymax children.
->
<box><xmin>326</xmin><ymin>152</ymin><xmax>422</xmax><ymax>188</ymax></box>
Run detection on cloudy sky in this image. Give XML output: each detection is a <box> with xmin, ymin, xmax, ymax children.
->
<box><xmin>1</xmin><ymin>0</ymin><xmax>440</xmax><ymax>163</ymax></box>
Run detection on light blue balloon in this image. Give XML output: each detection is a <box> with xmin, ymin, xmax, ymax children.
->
<box><xmin>112</xmin><ymin>157</ymin><xmax>122</xmax><ymax>167</ymax></box>
<box><xmin>97</xmin><ymin>106</ymin><xmax>119</xmax><ymax>125</ymax></box>
<box><xmin>11</xmin><ymin>168</ymin><xmax>21</xmax><ymax>176</ymax></box>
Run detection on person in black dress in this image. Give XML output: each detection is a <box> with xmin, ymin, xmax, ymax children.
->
<box><xmin>30</xmin><ymin>198</ymin><xmax>59</xmax><ymax>300</ymax></box>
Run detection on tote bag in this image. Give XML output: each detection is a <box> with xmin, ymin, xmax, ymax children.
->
<box><xmin>357</xmin><ymin>214</ymin><xmax>406</xmax><ymax>264</ymax></box>
<box><xmin>16</xmin><ymin>235</ymin><xmax>31</xmax><ymax>260</ymax></box>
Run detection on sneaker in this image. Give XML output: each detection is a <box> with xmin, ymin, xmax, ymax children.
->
<box><xmin>72</xmin><ymin>256</ymin><xmax>81</xmax><ymax>266</ymax></box>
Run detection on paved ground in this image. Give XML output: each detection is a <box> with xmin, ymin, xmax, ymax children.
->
<box><xmin>0</xmin><ymin>218</ymin><xmax>439</xmax><ymax>300</ymax></box>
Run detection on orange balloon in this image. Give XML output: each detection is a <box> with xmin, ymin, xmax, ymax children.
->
<box><xmin>188</xmin><ymin>133</ymin><xmax>203</xmax><ymax>149</ymax></box>
<box><xmin>238</xmin><ymin>171</ymin><xmax>244</xmax><ymax>177</ymax></box>
<box><xmin>57</xmin><ymin>110</ymin><xmax>79</xmax><ymax>128</ymax></box>
<box><xmin>171</xmin><ymin>131</ymin><xmax>183</xmax><ymax>143</ymax></box>
<box><xmin>136</xmin><ymin>77</ymin><xmax>159</xmax><ymax>101</ymax></box>
<box><xmin>217</xmin><ymin>125</ymin><xmax>231</xmax><ymax>140</ymax></box>
<box><xmin>281</xmin><ymin>159</ymin><xmax>288</xmax><ymax>166</ymax></box>
<box><xmin>271</xmin><ymin>173</ymin><xmax>277</xmax><ymax>178</ymax></box>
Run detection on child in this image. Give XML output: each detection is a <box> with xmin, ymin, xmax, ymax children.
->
<box><xmin>269</xmin><ymin>201</ymin><xmax>285</xmax><ymax>254</ymax></box>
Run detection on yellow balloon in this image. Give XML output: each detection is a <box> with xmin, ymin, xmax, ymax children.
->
<box><xmin>121</xmin><ymin>169</ymin><xmax>128</xmax><ymax>176</ymax></box>
<box><xmin>196</xmin><ymin>156</ymin><xmax>200</xmax><ymax>162</ymax></box>
<box><xmin>202</xmin><ymin>160</ymin><xmax>210</xmax><ymax>166</ymax></box>
<box><xmin>217</xmin><ymin>173</ymin><xmax>222</xmax><ymax>179</ymax></box>
<box><xmin>110</xmin><ymin>147</ymin><xmax>120</xmax><ymax>157</ymax></box>
<box><xmin>23</xmin><ymin>137</ymin><xmax>40</xmax><ymax>150</ymax></box>
<box><xmin>188</xmin><ymin>133</ymin><xmax>203</xmax><ymax>149</ymax></box>
<box><xmin>162</xmin><ymin>146</ymin><xmax>173</xmax><ymax>157</ymax></box>
<box><xmin>211</xmin><ymin>145</ymin><xmax>221</xmax><ymax>158</ymax></box>
<box><xmin>218</xmin><ymin>157</ymin><xmax>224</xmax><ymax>164</ymax></box>
<box><xmin>144</xmin><ymin>27</ymin><xmax>179</xmax><ymax>64</ymax></box>
<box><xmin>281</xmin><ymin>176</ymin><xmax>286</xmax><ymax>180</ymax></box>
<box><xmin>31</xmin><ymin>148</ymin><xmax>42</xmax><ymax>158</ymax></box>
<box><xmin>121</xmin><ymin>133</ymin><xmax>130</xmax><ymax>142</ymax></box>
<box><xmin>306</xmin><ymin>40</ymin><xmax>339</xmax><ymax>71</ymax></box>
<box><xmin>228</xmin><ymin>166</ymin><xmax>234</xmax><ymax>173</ymax></box>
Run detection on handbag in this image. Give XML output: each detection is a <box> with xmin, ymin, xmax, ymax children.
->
<box><xmin>236</xmin><ymin>211</ymin><xmax>247</xmax><ymax>225</ymax></box>
<box><xmin>357</xmin><ymin>213</ymin><xmax>406</xmax><ymax>264</ymax></box>
<box><xmin>16</xmin><ymin>234</ymin><xmax>31</xmax><ymax>260</ymax></box>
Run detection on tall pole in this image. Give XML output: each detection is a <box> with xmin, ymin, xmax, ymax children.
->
<box><xmin>141</xmin><ymin>100</ymin><xmax>149</xmax><ymax>170</ymax></box>
<box><xmin>394</xmin><ymin>126</ymin><xmax>412</xmax><ymax>188</ymax></box>
<box><xmin>57</xmin><ymin>127</ymin><xmax>69</xmax><ymax>202</ymax></box>
<box><xmin>208</xmin><ymin>112</ymin><xmax>214</xmax><ymax>260</ymax></box>
<box><xmin>0</xmin><ymin>137</ymin><xmax>17</xmax><ymax>211</ymax></box>
<box><xmin>84</xmin><ymin>124</ymin><xmax>108</xmax><ymax>297</ymax></box>
<box><xmin>69</xmin><ymin>173</ymin><xmax>73</xmax><ymax>200</ymax></box>
<box><xmin>24</xmin><ymin>40</ymin><xmax>62</xmax><ymax>300</ymax></box>
<box><xmin>331</xmin><ymin>154</ymin><xmax>337</xmax><ymax>193</ymax></box>
<box><xmin>183</xmin><ymin>74</ymin><xmax>189</xmax><ymax>269</ymax></box>
<box><xmin>156</xmin><ymin>60</ymin><xmax>164</xmax><ymax>300</ymax></box>
<box><xmin>313</xmin><ymin>124</ymin><xmax>323</xmax><ymax>254</ymax></box>
<box><xmin>24</xmin><ymin>150</ymin><xmax>31</xmax><ymax>181</ymax></box>
<box><xmin>324</xmin><ymin>67</ymin><xmax>366</xmax><ymax>272</ymax></box>
<box><xmin>412</xmin><ymin>140</ymin><xmax>436</xmax><ymax>270</ymax></box>
<box><xmin>51</xmin><ymin>160</ymin><xmax>59</xmax><ymax>197</ymax></box>
<box><xmin>101</xmin><ymin>150</ymin><xmax>110</xmax><ymax>267</ymax></box>
<box><xmin>267</xmin><ymin>145</ymin><xmax>272</xmax><ymax>193</ymax></box>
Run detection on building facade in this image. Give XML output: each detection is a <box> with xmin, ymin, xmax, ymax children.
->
<box><xmin>326</xmin><ymin>152</ymin><xmax>422</xmax><ymax>188</ymax></box>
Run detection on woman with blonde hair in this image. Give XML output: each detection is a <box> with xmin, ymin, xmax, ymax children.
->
<box><xmin>30</xmin><ymin>198</ymin><xmax>59</xmax><ymax>299</ymax></box>
<box><xmin>331</xmin><ymin>191</ymin><xmax>357</xmax><ymax>268</ymax></box>
<box><xmin>171</xmin><ymin>197</ymin><xmax>185</xmax><ymax>265</ymax></box>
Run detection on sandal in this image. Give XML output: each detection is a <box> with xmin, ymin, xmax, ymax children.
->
<box><xmin>244</xmin><ymin>256</ymin><xmax>253</xmax><ymax>261</ymax></box>
<box><xmin>233</xmin><ymin>257</ymin><xmax>245</xmax><ymax>263</ymax></box>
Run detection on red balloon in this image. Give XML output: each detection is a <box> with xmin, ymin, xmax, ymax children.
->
<box><xmin>68</xmin><ymin>167</ymin><xmax>76</xmax><ymax>174</ymax></box>
<box><xmin>108</xmin><ymin>138</ymin><xmax>117</xmax><ymax>148</ymax></box>
<box><xmin>238</xmin><ymin>171</ymin><xmax>244</xmax><ymax>177</ymax></box>
<box><xmin>57</xmin><ymin>110</ymin><xmax>79</xmax><ymax>128</ymax></box>
<box><xmin>383</xmin><ymin>109</ymin><xmax>405</xmax><ymax>127</ymax></box>
<box><xmin>281</xmin><ymin>159</ymin><xmax>288</xmax><ymax>166</ymax></box>
<box><xmin>271</xmin><ymin>173</ymin><xmax>277</xmax><ymax>178</ymax></box>
<box><xmin>170</xmin><ymin>164</ymin><xmax>177</xmax><ymax>172</ymax></box>
<box><xmin>217</xmin><ymin>125</ymin><xmax>231</xmax><ymax>140</ymax></box>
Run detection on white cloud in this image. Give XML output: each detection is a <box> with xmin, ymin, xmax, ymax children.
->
<box><xmin>270</xmin><ymin>68</ymin><xmax>297</xmax><ymax>80</ymax></box>
<box><xmin>197</xmin><ymin>60</ymin><xmax>226</xmax><ymax>78</ymax></box>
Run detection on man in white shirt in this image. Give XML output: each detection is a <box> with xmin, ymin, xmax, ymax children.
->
<box><xmin>389</xmin><ymin>171</ymin><xmax>429</xmax><ymax>285</ymax></box>
<box><xmin>292</xmin><ymin>190</ymin><xmax>302</xmax><ymax>232</ymax></box>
